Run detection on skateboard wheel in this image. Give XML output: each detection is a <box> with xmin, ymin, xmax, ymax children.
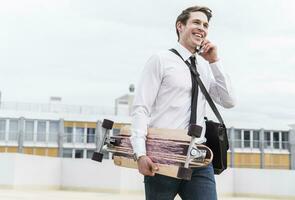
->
<box><xmin>177</xmin><ymin>167</ymin><xmax>192</xmax><ymax>180</ymax></box>
<box><xmin>91</xmin><ymin>152</ymin><xmax>104</xmax><ymax>162</ymax></box>
<box><xmin>102</xmin><ymin>119</ymin><xmax>114</xmax><ymax>130</ymax></box>
<box><xmin>188</xmin><ymin>124</ymin><xmax>202</xmax><ymax>137</ymax></box>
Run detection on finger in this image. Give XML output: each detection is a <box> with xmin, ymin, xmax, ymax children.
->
<box><xmin>201</xmin><ymin>43</ymin><xmax>210</xmax><ymax>53</ymax></box>
<box><xmin>140</xmin><ymin>162</ymin><xmax>156</xmax><ymax>176</ymax></box>
<box><xmin>147</xmin><ymin>160</ymin><xmax>158</xmax><ymax>173</ymax></box>
<box><xmin>151</xmin><ymin>164</ymin><xmax>159</xmax><ymax>172</ymax></box>
<box><xmin>139</xmin><ymin>168</ymin><xmax>152</xmax><ymax>176</ymax></box>
<box><xmin>204</xmin><ymin>43</ymin><xmax>214</xmax><ymax>53</ymax></box>
<box><xmin>201</xmin><ymin>40</ymin><xmax>210</xmax><ymax>46</ymax></box>
<box><xmin>143</xmin><ymin>169</ymin><xmax>155</xmax><ymax>176</ymax></box>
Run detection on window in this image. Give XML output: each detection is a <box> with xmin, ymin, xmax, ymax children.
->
<box><xmin>9</xmin><ymin>119</ymin><xmax>19</xmax><ymax>141</ymax></box>
<box><xmin>49</xmin><ymin>121</ymin><xmax>59</xmax><ymax>142</ymax></box>
<box><xmin>273</xmin><ymin>132</ymin><xmax>280</xmax><ymax>149</ymax></box>
<box><xmin>64</xmin><ymin>127</ymin><xmax>73</xmax><ymax>143</ymax></box>
<box><xmin>253</xmin><ymin>131</ymin><xmax>260</xmax><ymax>148</ymax></box>
<box><xmin>234</xmin><ymin>129</ymin><xmax>242</xmax><ymax>148</ymax></box>
<box><xmin>63</xmin><ymin>148</ymin><xmax>73</xmax><ymax>158</ymax></box>
<box><xmin>87</xmin><ymin>128</ymin><xmax>95</xmax><ymax>143</ymax></box>
<box><xmin>37</xmin><ymin>121</ymin><xmax>46</xmax><ymax>142</ymax></box>
<box><xmin>74</xmin><ymin>149</ymin><xmax>84</xmax><ymax>158</ymax></box>
<box><xmin>75</xmin><ymin>127</ymin><xmax>84</xmax><ymax>143</ymax></box>
<box><xmin>282</xmin><ymin>132</ymin><xmax>289</xmax><ymax>150</ymax></box>
<box><xmin>264</xmin><ymin>132</ymin><xmax>271</xmax><ymax>149</ymax></box>
<box><xmin>244</xmin><ymin>130</ymin><xmax>250</xmax><ymax>148</ymax></box>
<box><xmin>25</xmin><ymin>120</ymin><xmax>34</xmax><ymax>141</ymax></box>
<box><xmin>0</xmin><ymin>119</ymin><xmax>6</xmax><ymax>140</ymax></box>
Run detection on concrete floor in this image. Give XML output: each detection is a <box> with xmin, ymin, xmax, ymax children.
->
<box><xmin>0</xmin><ymin>189</ymin><xmax>280</xmax><ymax>200</ymax></box>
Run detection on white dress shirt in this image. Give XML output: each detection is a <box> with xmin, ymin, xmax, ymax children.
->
<box><xmin>130</xmin><ymin>42</ymin><xmax>236</xmax><ymax>157</ymax></box>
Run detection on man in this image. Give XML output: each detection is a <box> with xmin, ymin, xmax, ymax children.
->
<box><xmin>130</xmin><ymin>5</ymin><xmax>236</xmax><ymax>200</ymax></box>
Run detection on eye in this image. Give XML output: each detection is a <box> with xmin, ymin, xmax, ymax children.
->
<box><xmin>194</xmin><ymin>20</ymin><xmax>201</xmax><ymax>25</ymax></box>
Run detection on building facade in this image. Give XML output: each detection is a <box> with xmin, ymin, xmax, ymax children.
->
<box><xmin>0</xmin><ymin>100</ymin><xmax>294</xmax><ymax>170</ymax></box>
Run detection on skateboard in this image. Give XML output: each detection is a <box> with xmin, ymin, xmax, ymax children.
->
<box><xmin>92</xmin><ymin>119</ymin><xmax>213</xmax><ymax>180</ymax></box>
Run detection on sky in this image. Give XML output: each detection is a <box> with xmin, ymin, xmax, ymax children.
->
<box><xmin>0</xmin><ymin>0</ymin><xmax>294</xmax><ymax>129</ymax></box>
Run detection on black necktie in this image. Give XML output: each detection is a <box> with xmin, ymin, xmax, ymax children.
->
<box><xmin>188</xmin><ymin>56</ymin><xmax>198</xmax><ymax>125</ymax></box>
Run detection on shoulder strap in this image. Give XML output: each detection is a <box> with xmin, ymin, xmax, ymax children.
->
<box><xmin>169</xmin><ymin>48</ymin><xmax>225</xmax><ymax>125</ymax></box>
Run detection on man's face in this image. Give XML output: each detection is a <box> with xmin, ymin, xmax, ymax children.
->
<box><xmin>177</xmin><ymin>11</ymin><xmax>209</xmax><ymax>52</ymax></box>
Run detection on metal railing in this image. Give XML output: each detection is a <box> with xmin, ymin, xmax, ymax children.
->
<box><xmin>62</xmin><ymin>134</ymin><xmax>96</xmax><ymax>144</ymax></box>
<box><xmin>0</xmin><ymin>101</ymin><xmax>114</xmax><ymax>115</ymax></box>
<box><xmin>231</xmin><ymin>139</ymin><xmax>289</xmax><ymax>150</ymax></box>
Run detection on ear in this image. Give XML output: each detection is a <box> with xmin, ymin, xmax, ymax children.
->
<box><xmin>176</xmin><ymin>21</ymin><xmax>183</xmax><ymax>33</ymax></box>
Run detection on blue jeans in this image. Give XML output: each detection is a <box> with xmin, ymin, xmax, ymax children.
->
<box><xmin>144</xmin><ymin>164</ymin><xmax>217</xmax><ymax>200</ymax></box>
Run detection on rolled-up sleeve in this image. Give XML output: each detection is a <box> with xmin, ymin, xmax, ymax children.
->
<box><xmin>130</xmin><ymin>54</ymin><xmax>163</xmax><ymax>156</ymax></box>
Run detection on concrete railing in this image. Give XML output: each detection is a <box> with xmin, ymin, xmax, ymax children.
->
<box><xmin>0</xmin><ymin>153</ymin><xmax>295</xmax><ymax>199</ymax></box>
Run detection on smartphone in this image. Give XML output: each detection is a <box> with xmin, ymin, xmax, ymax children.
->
<box><xmin>196</xmin><ymin>45</ymin><xmax>204</xmax><ymax>55</ymax></box>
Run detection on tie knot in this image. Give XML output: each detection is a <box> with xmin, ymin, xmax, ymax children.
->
<box><xmin>189</xmin><ymin>56</ymin><xmax>196</xmax><ymax>65</ymax></box>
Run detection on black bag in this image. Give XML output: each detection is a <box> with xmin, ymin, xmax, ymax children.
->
<box><xmin>205</xmin><ymin>119</ymin><xmax>229</xmax><ymax>174</ymax></box>
<box><xmin>169</xmin><ymin>48</ymin><xmax>229</xmax><ymax>174</ymax></box>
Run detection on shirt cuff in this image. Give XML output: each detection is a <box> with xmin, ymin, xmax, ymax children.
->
<box><xmin>130</xmin><ymin>136</ymin><xmax>146</xmax><ymax>156</ymax></box>
<box><xmin>209</xmin><ymin>60</ymin><xmax>226</xmax><ymax>78</ymax></box>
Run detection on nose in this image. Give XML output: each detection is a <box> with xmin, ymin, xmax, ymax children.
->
<box><xmin>196</xmin><ymin>26</ymin><xmax>206</xmax><ymax>37</ymax></box>
<box><xmin>199</xmin><ymin>23</ymin><xmax>207</xmax><ymax>31</ymax></box>
<box><xmin>196</xmin><ymin>23</ymin><xmax>207</xmax><ymax>36</ymax></box>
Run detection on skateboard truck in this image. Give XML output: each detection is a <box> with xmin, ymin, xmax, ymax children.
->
<box><xmin>177</xmin><ymin>124</ymin><xmax>204</xmax><ymax>180</ymax></box>
<box><xmin>91</xmin><ymin>119</ymin><xmax>114</xmax><ymax>162</ymax></box>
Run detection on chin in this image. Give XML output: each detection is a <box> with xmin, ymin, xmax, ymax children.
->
<box><xmin>190</xmin><ymin>44</ymin><xmax>200</xmax><ymax>51</ymax></box>
<box><xmin>195</xmin><ymin>41</ymin><xmax>202</xmax><ymax>47</ymax></box>
<box><xmin>191</xmin><ymin>40</ymin><xmax>201</xmax><ymax>47</ymax></box>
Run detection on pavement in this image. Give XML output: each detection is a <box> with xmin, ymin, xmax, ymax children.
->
<box><xmin>0</xmin><ymin>189</ymin><xmax>280</xmax><ymax>200</ymax></box>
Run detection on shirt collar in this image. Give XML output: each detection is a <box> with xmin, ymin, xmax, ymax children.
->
<box><xmin>174</xmin><ymin>42</ymin><xmax>196</xmax><ymax>61</ymax></box>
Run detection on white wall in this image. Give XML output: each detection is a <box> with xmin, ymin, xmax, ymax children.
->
<box><xmin>233</xmin><ymin>168</ymin><xmax>295</xmax><ymax>198</ymax></box>
<box><xmin>215</xmin><ymin>167</ymin><xmax>234</xmax><ymax>195</ymax></box>
<box><xmin>0</xmin><ymin>153</ymin><xmax>295</xmax><ymax>198</ymax></box>
<box><xmin>13</xmin><ymin>154</ymin><xmax>61</xmax><ymax>189</ymax></box>
<box><xmin>61</xmin><ymin>158</ymin><xmax>143</xmax><ymax>192</ymax></box>
<box><xmin>0</xmin><ymin>153</ymin><xmax>15</xmax><ymax>187</ymax></box>
<box><xmin>0</xmin><ymin>153</ymin><xmax>61</xmax><ymax>189</ymax></box>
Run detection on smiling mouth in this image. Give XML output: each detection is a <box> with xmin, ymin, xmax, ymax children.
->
<box><xmin>193</xmin><ymin>33</ymin><xmax>204</xmax><ymax>39</ymax></box>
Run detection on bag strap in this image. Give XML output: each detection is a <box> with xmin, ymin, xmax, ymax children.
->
<box><xmin>169</xmin><ymin>48</ymin><xmax>225</xmax><ymax>125</ymax></box>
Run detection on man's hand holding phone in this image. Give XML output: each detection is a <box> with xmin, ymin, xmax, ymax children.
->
<box><xmin>198</xmin><ymin>39</ymin><xmax>219</xmax><ymax>63</ymax></box>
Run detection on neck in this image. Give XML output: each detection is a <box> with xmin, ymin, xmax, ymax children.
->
<box><xmin>178</xmin><ymin>40</ymin><xmax>197</xmax><ymax>54</ymax></box>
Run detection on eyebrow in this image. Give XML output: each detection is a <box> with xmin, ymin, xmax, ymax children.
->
<box><xmin>192</xmin><ymin>19</ymin><xmax>209</xmax><ymax>27</ymax></box>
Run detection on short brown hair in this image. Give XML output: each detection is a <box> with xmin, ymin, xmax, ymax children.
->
<box><xmin>175</xmin><ymin>6</ymin><xmax>212</xmax><ymax>40</ymax></box>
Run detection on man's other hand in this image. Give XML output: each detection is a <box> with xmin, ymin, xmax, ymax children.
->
<box><xmin>137</xmin><ymin>156</ymin><xmax>159</xmax><ymax>176</ymax></box>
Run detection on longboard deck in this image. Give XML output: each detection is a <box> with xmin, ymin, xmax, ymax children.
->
<box><xmin>105</xmin><ymin>125</ymin><xmax>213</xmax><ymax>179</ymax></box>
<box><xmin>108</xmin><ymin>144</ymin><xmax>212</xmax><ymax>166</ymax></box>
